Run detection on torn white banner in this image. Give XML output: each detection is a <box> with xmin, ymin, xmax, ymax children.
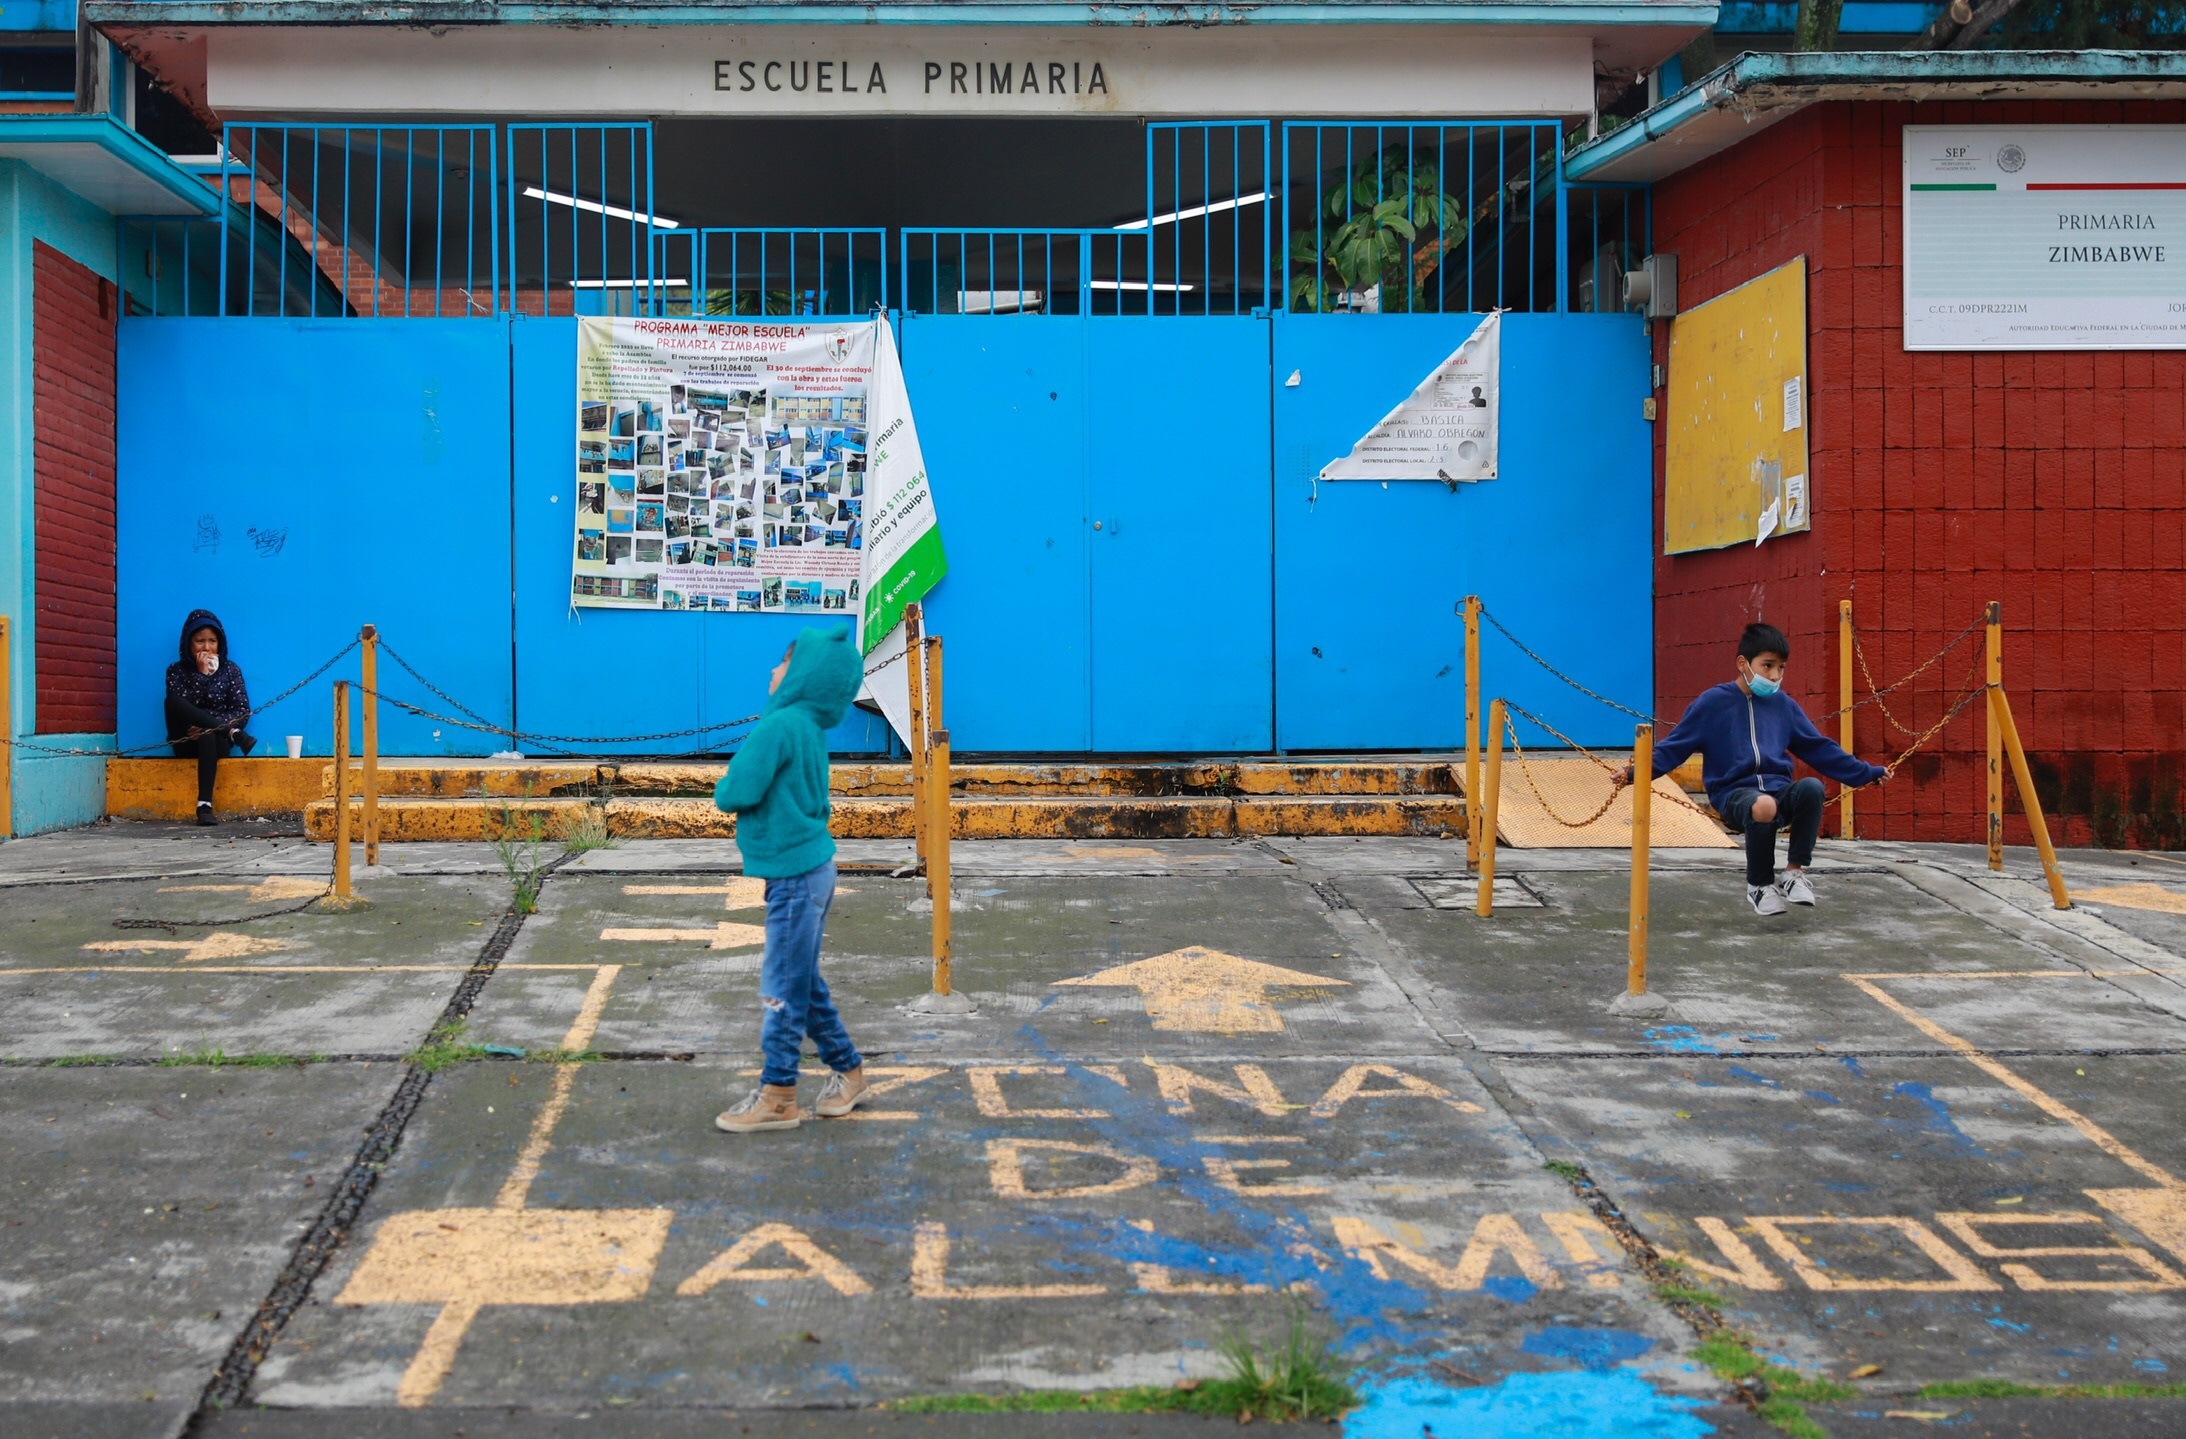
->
<box><xmin>856</xmin><ymin>618</ymin><xmax>914</xmax><ymax>749</ymax></box>
<box><xmin>1320</xmin><ymin>311</ymin><xmax>1500</xmax><ymax>482</ymax></box>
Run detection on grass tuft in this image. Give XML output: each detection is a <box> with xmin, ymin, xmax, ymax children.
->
<box><xmin>1695</xmin><ymin>1331</ymin><xmax>1852</xmax><ymax>1436</ymax></box>
<box><xmin>1542</xmin><ymin>1160</ymin><xmax>1587</xmax><ymax>1183</ymax></box>
<box><xmin>561</xmin><ymin>809</ymin><xmax>616</xmax><ymax>856</ymax></box>
<box><xmin>1921</xmin><ymin>1380</ymin><xmax>2186</xmax><ymax>1400</ymax></box>
<box><xmin>889</xmin><ymin>1298</ymin><xmax>1354</xmax><ymax>1422</ymax></box>
<box><xmin>1653</xmin><ymin>1283</ymin><xmax>1724</xmax><ymax>1310</ymax></box>
<box><xmin>44</xmin><ymin>1054</ymin><xmax>120</xmax><ymax>1068</ymax></box>
<box><xmin>408</xmin><ymin>1021</ymin><xmax>493</xmax><ymax>1072</ymax></box>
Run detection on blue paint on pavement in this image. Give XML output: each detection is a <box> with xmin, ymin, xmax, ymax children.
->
<box><xmin>1987</xmin><ymin>1317</ymin><xmax>2031</xmax><ymax>1333</ymax></box>
<box><xmin>1641</xmin><ymin>1026</ymin><xmax>1723</xmax><ymax>1055</ymax></box>
<box><xmin>1484</xmin><ymin>1276</ymin><xmax>1538</xmax><ymax>1303</ymax></box>
<box><xmin>1343</xmin><ymin>1371</ymin><xmax>1712</xmax><ymax>1439</ymax></box>
<box><xmin>1724</xmin><ymin>1066</ymin><xmax>1782</xmax><ymax>1090</ymax></box>
<box><xmin>2136</xmin><ymin>1358</ymin><xmax>2169</xmax><ymax>1372</ymax></box>
<box><xmin>1520</xmin><ymin>1325</ymin><xmax>1657</xmax><ymax>1368</ymax></box>
<box><xmin>1890</xmin><ymin>1081</ymin><xmax>1988</xmax><ymax>1155</ymax></box>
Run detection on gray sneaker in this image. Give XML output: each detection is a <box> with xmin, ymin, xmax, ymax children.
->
<box><xmin>1776</xmin><ymin>870</ymin><xmax>1817</xmax><ymax>906</ymax></box>
<box><xmin>1747</xmin><ymin>884</ymin><xmax>1788</xmax><ymax>917</ymax></box>
<box><xmin>715</xmin><ymin>1084</ymin><xmax>801</xmax><ymax>1133</ymax></box>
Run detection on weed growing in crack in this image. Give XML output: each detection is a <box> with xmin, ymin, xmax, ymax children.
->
<box><xmin>408</xmin><ymin>1020</ymin><xmax>493</xmax><ymax>1072</ymax></box>
<box><xmin>561</xmin><ymin>808</ymin><xmax>616</xmax><ymax>856</ymax></box>
<box><xmin>886</xmin><ymin>1296</ymin><xmax>1355</xmax><ymax>1421</ymax></box>
<box><xmin>489</xmin><ymin>791</ymin><xmax>551</xmax><ymax>915</ymax></box>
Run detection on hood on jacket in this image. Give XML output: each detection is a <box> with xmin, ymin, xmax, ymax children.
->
<box><xmin>764</xmin><ymin>625</ymin><xmax>862</xmax><ymax>730</ymax></box>
<box><xmin>178</xmin><ymin>609</ymin><xmax>229</xmax><ymax>667</ymax></box>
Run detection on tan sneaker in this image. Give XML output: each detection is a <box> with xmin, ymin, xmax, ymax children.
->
<box><xmin>815</xmin><ymin>1067</ymin><xmax>870</xmax><ymax>1118</ymax></box>
<box><xmin>715</xmin><ymin>1083</ymin><xmax>801</xmax><ymax>1133</ymax></box>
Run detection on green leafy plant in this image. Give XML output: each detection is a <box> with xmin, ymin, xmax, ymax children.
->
<box><xmin>1289</xmin><ymin>148</ymin><xmax>1468</xmax><ymax>313</ymax></box>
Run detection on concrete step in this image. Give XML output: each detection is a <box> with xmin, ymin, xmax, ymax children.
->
<box><xmin>305</xmin><ymin>757</ymin><xmax>1465</xmax><ymax>800</ymax></box>
<box><xmin>299</xmin><ymin>792</ymin><xmax>1472</xmax><ymax>843</ymax></box>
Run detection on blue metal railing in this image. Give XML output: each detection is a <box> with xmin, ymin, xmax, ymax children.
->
<box><xmin>652</xmin><ymin>227</ymin><xmax>887</xmax><ymax>318</ymax></box>
<box><xmin>219</xmin><ymin>124</ymin><xmax>499</xmax><ymax>318</ymax></box>
<box><xmin>1142</xmin><ymin>121</ymin><xmax>1273</xmax><ymax>316</ymax></box>
<box><xmin>133</xmin><ymin>116</ymin><xmax>1631</xmax><ymax>324</ymax></box>
<box><xmin>1567</xmin><ymin>182</ymin><xmax>1651</xmax><ymax>314</ymax></box>
<box><xmin>117</xmin><ymin>217</ymin><xmax>220</xmax><ymax>317</ymax></box>
<box><xmin>506</xmin><ymin>122</ymin><xmax>654</xmax><ymax>316</ymax></box>
<box><xmin>1281</xmin><ymin>120</ymin><xmax>1569</xmax><ymax>314</ymax></box>
<box><xmin>899</xmin><ymin>228</ymin><xmax>1170</xmax><ymax>316</ymax></box>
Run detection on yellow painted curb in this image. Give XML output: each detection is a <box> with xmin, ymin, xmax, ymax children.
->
<box><xmin>318</xmin><ymin>760</ymin><xmax>599</xmax><ymax>799</ymax></box>
<box><xmin>108</xmin><ymin>758</ymin><xmax>327</xmax><ymax>821</ymax></box>
<box><xmin>302</xmin><ymin>797</ymin><xmax>596</xmax><ymax>842</ymax></box>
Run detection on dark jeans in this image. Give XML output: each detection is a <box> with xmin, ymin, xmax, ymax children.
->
<box><xmin>757</xmin><ymin>861</ymin><xmax>861</xmax><ymax>1087</ymax></box>
<box><xmin>165</xmin><ymin>695</ymin><xmax>245</xmax><ymax>805</ymax></box>
<box><xmin>1720</xmin><ymin>777</ymin><xmax>1824</xmax><ymax>888</ymax></box>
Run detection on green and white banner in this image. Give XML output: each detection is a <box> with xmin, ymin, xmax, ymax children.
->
<box><xmin>568</xmin><ymin>314</ymin><xmax>946</xmax><ymax>745</ymax></box>
<box><xmin>1904</xmin><ymin>125</ymin><xmax>2186</xmax><ymax>351</ymax></box>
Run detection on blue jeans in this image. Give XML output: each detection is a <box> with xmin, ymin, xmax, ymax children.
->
<box><xmin>1720</xmin><ymin>777</ymin><xmax>1825</xmax><ymax>888</ymax></box>
<box><xmin>757</xmin><ymin>861</ymin><xmax>861</xmax><ymax>1087</ymax></box>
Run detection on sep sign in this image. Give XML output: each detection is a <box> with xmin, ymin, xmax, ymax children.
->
<box><xmin>1903</xmin><ymin>125</ymin><xmax>2186</xmax><ymax>351</ymax></box>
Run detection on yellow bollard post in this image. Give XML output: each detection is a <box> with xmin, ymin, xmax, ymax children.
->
<box><xmin>1476</xmin><ymin>699</ymin><xmax>1505</xmax><ymax>917</ymax></box>
<box><xmin>1991</xmin><ymin>684</ymin><xmax>2071</xmax><ymax>911</ymax></box>
<box><xmin>1839</xmin><ymin>599</ymin><xmax>1855</xmax><ymax>841</ymax></box>
<box><xmin>930</xmin><ymin>727</ymin><xmax>953</xmax><ymax>996</ymax></box>
<box><xmin>1464</xmin><ymin>595</ymin><xmax>1481</xmax><ymax>868</ymax></box>
<box><xmin>332</xmin><ymin>680</ymin><xmax>352</xmax><ymax>898</ymax></box>
<box><xmin>1610</xmin><ymin>723</ymin><xmax>1670</xmax><ymax>1017</ymax></box>
<box><xmin>0</xmin><ymin>615</ymin><xmax>12</xmax><ymax>842</ymax></box>
<box><xmin>1628</xmin><ymin>726</ymin><xmax>1653</xmax><ymax>985</ymax></box>
<box><xmin>1986</xmin><ymin>600</ymin><xmax>2003</xmax><ymax>871</ymax></box>
<box><xmin>904</xmin><ymin>603</ymin><xmax>927</xmax><ymax>874</ymax></box>
<box><xmin>923</xmin><ymin>633</ymin><xmax>944</xmax><ymax>897</ymax></box>
<box><xmin>361</xmin><ymin>624</ymin><xmax>380</xmax><ymax>866</ymax></box>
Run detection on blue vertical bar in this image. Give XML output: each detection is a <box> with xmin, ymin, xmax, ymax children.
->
<box><xmin>1554</xmin><ymin>139</ymin><xmax>1569</xmax><ymax>315</ymax></box>
<box><xmin>401</xmin><ymin>128</ymin><xmax>415</xmax><ymax>316</ymax></box>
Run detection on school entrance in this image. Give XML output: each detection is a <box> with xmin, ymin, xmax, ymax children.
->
<box><xmin>111</xmin><ymin>116</ymin><xmax>1654</xmax><ymax>759</ymax></box>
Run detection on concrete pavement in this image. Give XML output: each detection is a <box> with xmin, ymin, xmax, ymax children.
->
<box><xmin>5</xmin><ymin>823</ymin><xmax>2186</xmax><ymax>1436</ymax></box>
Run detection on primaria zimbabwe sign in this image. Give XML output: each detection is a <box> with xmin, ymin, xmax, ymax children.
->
<box><xmin>1903</xmin><ymin>125</ymin><xmax>2186</xmax><ymax>351</ymax></box>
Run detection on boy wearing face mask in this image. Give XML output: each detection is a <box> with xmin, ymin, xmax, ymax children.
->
<box><xmin>1615</xmin><ymin>622</ymin><xmax>1885</xmax><ymax>916</ymax></box>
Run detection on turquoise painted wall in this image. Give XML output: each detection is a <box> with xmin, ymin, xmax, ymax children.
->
<box><xmin>0</xmin><ymin>159</ymin><xmax>122</xmax><ymax>838</ymax></box>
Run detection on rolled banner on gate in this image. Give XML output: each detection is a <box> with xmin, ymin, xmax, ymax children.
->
<box><xmin>1320</xmin><ymin>310</ymin><xmax>1501</xmax><ymax>483</ymax></box>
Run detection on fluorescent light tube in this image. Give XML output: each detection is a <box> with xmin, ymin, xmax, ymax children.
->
<box><xmin>1088</xmin><ymin>280</ymin><xmax>1196</xmax><ymax>292</ymax></box>
<box><xmin>523</xmin><ymin>185</ymin><xmax>681</xmax><ymax>230</ymax></box>
<box><xmin>1113</xmin><ymin>192</ymin><xmax>1268</xmax><ymax>231</ymax></box>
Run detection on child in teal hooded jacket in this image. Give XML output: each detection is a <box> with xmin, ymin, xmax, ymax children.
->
<box><xmin>711</xmin><ymin>625</ymin><xmax>873</xmax><ymax>1133</ymax></box>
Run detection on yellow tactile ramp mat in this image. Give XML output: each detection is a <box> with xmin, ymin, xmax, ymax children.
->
<box><xmin>1491</xmin><ymin>757</ymin><xmax>1735</xmax><ymax>849</ymax></box>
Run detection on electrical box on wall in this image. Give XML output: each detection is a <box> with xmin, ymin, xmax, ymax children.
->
<box><xmin>1622</xmin><ymin>253</ymin><xmax>1678</xmax><ymax>320</ymax></box>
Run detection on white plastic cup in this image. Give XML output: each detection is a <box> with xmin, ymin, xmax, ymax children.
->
<box><xmin>285</xmin><ymin>735</ymin><xmax>304</xmax><ymax>760</ymax></box>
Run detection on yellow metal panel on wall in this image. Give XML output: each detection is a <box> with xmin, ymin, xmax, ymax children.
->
<box><xmin>1663</xmin><ymin>256</ymin><xmax>1811</xmax><ymax>555</ymax></box>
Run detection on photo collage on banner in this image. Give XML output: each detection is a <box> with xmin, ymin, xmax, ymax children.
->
<box><xmin>572</xmin><ymin>318</ymin><xmax>876</xmax><ymax>613</ymax></box>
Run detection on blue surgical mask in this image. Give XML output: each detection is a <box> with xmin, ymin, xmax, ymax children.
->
<box><xmin>1747</xmin><ymin>672</ymin><xmax>1780</xmax><ymax>698</ymax></box>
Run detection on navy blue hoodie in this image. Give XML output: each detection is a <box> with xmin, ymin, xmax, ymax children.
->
<box><xmin>166</xmin><ymin>609</ymin><xmax>251</xmax><ymax>727</ymax></box>
<box><xmin>1652</xmin><ymin>681</ymin><xmax>1884</xmax><ymax>814</ymax></box>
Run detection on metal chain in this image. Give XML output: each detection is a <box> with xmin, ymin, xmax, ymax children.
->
<box><xmin>1478</xmin><ymin>606</ymin><xmax>1663</xmax><ymax>725</ymax></box>
<box><xmin>0</xmin><ymin>638</ymin><xmax>361</xmax><ymax>759</ymax></box>
<box><xmin>359</xmin><ymin>687</ymin><xmax>764</xmax><ymax>750</ymax></box>
<box><xmin>112</xmin><ymin>887</ymin><xmax>334</xmax><ymax>934</ymax></box>
<box><xmin>1500</xmin><ymin>702</ymin><xmax>1654</xmax><ymax>828</ymax></box>
<box><xmin>1828</xmin><ymin>612</ymin><xmax>1986</xmax><ymax>725</ymax></box>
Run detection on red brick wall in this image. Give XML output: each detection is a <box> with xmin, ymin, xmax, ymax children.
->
<box><xmin>1651</xmin><ymin>99</ymin><xmax>2186</xmax><ymax>847</ymax></box>
<box><xmin>33</xmin><ymin>241</ymin><xmax>119</xmax><ymax>735</ymax></box>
